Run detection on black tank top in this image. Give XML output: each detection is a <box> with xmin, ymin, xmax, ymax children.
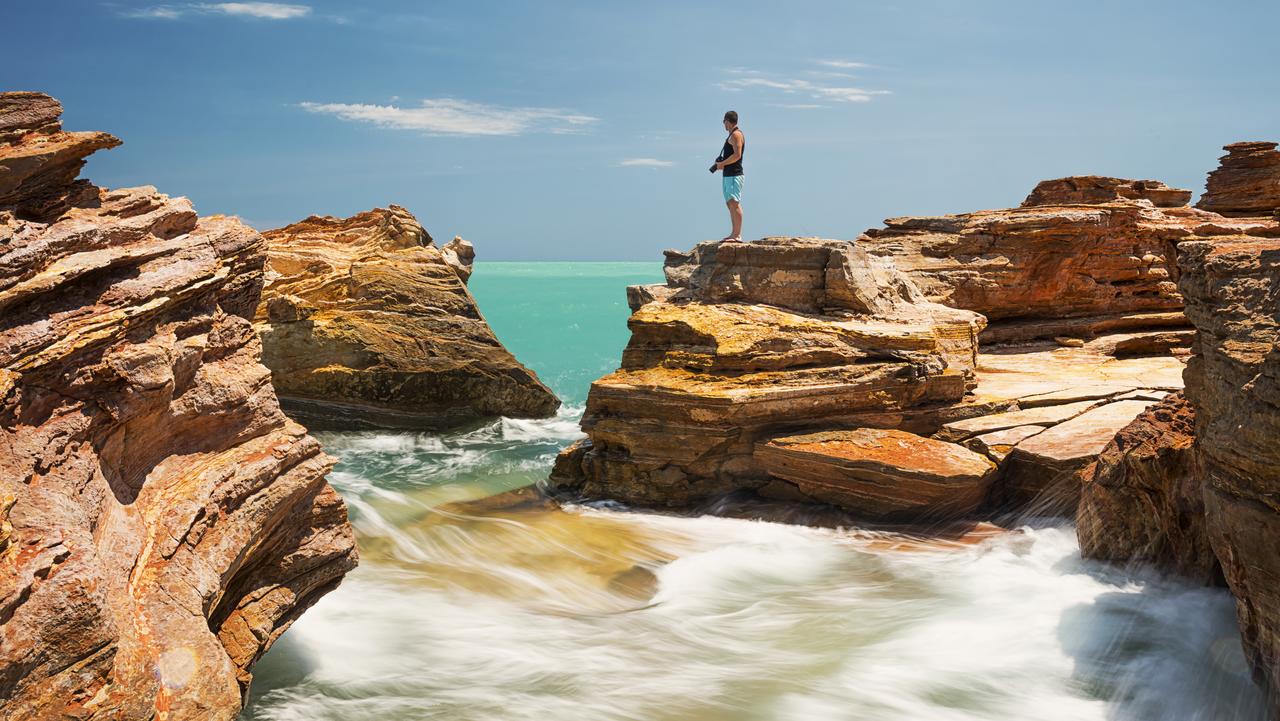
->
<box><xmin>719</xmin><ymin>128</ymin><xmax>744</xmax><ymax>177</ymax></box>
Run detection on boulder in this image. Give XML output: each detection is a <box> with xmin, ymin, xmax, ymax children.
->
<box><xmin>1076</xmin><ymin>393</ymin><xmax>1216</xmax><ymax>580</ymax></box>
<box><xmin>254</xmin><ymin>207</ymin><xmax>559</xmax><ymax>430</ymax></box>
<box><xmin>1196</xmin><ymin>141</ymin><xmax>1280</xmax><ymax>217</ymax></box>
<box><xmin>0</xmin><ymin>92</ymin><xmax>356</xmax><ymax>721</ymax></box>
<box><xmin>1021</xmin><ymin>176</ymin><xmax>1191</xmax><ymax>208</ymax></box>
<box><xmin>754</xmin><ymin>428</ymin><xmax>996</xmax><ymax>520</ymax></box>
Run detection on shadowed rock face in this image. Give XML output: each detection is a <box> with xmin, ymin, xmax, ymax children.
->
<box><xmin>1179</xmin><ymin>234</ymin><xmax>1280</xmax><ymax>715</ymax></box>
<box><xmin>1196</xmin><ymin>141</ymin><xmax>1280</xmax><ymax>217</ymax></box>
<box><xmin>0</xmin><ymin>92</ymin><xmax>356</xmax><ymax>720</ymax></box>
<box><xmin>253</xmin><ymin>207</ymin><xmax>559</xmax><ymax>430</ymax></box>
<box><xmin>1076</xmin><ymin>393</ymin><xmax>1218</xmax><ymax>580</ymax></box>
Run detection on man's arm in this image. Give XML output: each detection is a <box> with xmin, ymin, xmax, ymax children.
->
<box><xmin>716</xmin><ymin>130</ymin><xmax>744</xmax><ymax>170</ymax></box>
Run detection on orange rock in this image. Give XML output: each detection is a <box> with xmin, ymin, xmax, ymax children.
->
<box><xmin>1196</xmin><ymin>141</ymin><xmax>1280</xmax><ymax>217</ymax></box>
<box><xmin>994</xmin><ymin>399</ymin><xmax>1156</xmax><ymax>511</ymax></box>
<box><xmin>0</xmin><ymin>92</ymin><xmax>356</xmax><ymax>721</ymax></box>
<box><xmin>754</xmin><ymin>428</ymin><xmax>996</xmax><ymax>520</ymax></box>
<box><xmin>254</xmin><ymin>207</ymin><xmax>559</xmax><ymax>429</ymax></box>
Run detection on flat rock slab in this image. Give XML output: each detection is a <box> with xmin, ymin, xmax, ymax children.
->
<box><xmin>936</xmin><ymin>399</ymin><xmax>1101</xmax><ymax>442</ymax></box>
<box><xmin>996</xmin><ymin>399</ymin><xmax>1156</xmax><ymax>512</ymax></box>
<box><xmin>964</xmin><ymin>425</ymin><xmax>1046</xmax><ymax>463</ymax></box>
<box><xmin>755</xmin><ymin>428</ymin><xmax>997</xmax><ymax>520</ymax></box>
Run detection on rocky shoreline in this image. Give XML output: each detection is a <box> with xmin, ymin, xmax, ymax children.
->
<box><xmin>551</xmin><ymin>146</ymin><xmax>1280</xmax><ymax>715</ymax></box>
<box><xmin>0</xmin><ymin>91</ymin><xmax>558</xmax><ymax>719</ymax></box>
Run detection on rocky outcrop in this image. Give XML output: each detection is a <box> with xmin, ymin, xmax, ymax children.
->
<box><xmin>549</xmin><ymin>238</ymin><xmax>986</xmax><ymax>508</ymax></box>
<box><xmin>1196</xmin><ymin>141</ymin><xmax>1280</xmax><ymax>217</ymax></box>
<box><xmin>857</xmin><ymin>196</ymin><xmax>1272</xmax><ymax>343</ymax></box>
<box><xmin>1022</xmin><ymin>176</ymin><xmax>1191</xmax><ymax>208</ymax></box>
<box><xmin>1179</xmin><ymin>233</ymin><xmax>1280</xmax><ymax>713</ymax></box>
<box><xmin>1075</xmin><ymin>393</ymin><xmax>1217</xmax><ymax>579</ymax></box>
<box><xmin>253</xmin><ymin>207</ymin><xmax>558</xmax><ymax>430</ymax></box>
<box><xmin>0</xmin><ymin>92</ymin><xmax>357</xmax><ymax>720</ymax></box>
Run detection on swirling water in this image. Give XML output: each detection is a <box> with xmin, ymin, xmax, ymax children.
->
<box><xmin>242</xmin><ymin>262</ymin><xmax>1266</xmax><ymax>721</ymax></box>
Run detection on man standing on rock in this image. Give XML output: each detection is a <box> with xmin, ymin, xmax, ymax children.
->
<box><xmin>712</xmin><ymin>110</ymin><xmax>745</xmax><ymax>242</ymax></box>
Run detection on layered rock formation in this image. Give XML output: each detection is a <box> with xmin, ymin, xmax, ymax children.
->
<box><xmin>0</xmin><ymin>92</ymin><xmax>357</xmax><ymax>720</ymax></box>
<box><xmin>1022</xmin><ymin>176</ymin><xmax>1191</xmax><ymax>208</ymax></box>
<box><xmin>550</xmin><ymin>238</ymin><xmax>987</xmax><ymax>508</ymax></box>
<box><xmin>253</xmin><ymin>207</ymin><xmax>559</xmax><ymax>430</ymax></box>
<box><xmin>1196</xmin><ymin>141</ymin><xmax>1280</xmax><ymax>217</ymax></box>
<box><xmin>857</xmin><ymin>193</ymin><xmax>1272</xmax><ymax>344</ymax></box>
<box><xmin>1180</xmin><ymin>233</ymin><xmax>1280</xmax><ymax>712</ymax></box>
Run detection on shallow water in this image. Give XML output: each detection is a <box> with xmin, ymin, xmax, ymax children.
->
<box><xmin>242</xmin><ymin>263</ymin><xmax>1265</xmax><ymax>721</ymax></box>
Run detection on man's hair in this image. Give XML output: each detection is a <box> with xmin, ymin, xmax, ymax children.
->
<box><xmin>724</xmin><ymin>110</ymin><xmax>738</xmax><ymax>125</ymax></box>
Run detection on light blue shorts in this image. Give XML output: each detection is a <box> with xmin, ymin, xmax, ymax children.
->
<box><xmin>722</xmin><ymin>175</ymin><xmax>743</xmax><ymax>203</ymax></box>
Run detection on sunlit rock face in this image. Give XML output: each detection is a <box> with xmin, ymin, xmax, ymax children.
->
<box><xmin>856</xmin><ymin>193</ymin><xmax>1273</xmax><ymax>344</ymax></box>
<box><xmin>550</xmin><ymin>237</ymin><xmax>987</xmax><ymax>509</ymax></box>
<box><xmin>1021</xmin><ymin>175</ymin><xmax>1192</xmax><ymax>208</ymax></box>
<box><xmin>0</xmin><ymin>92</ymin><xmax>357</xmax><ymax>720</ymax></box>
<box><xmin>1179</xmin><ymin>233</ymin><xmax>1280</xmax><ymax>716</ymax></box>
<box><xmin>1196</xmin><ymin>141</ymin><xmax>1280</xmax><ymax>218</ymax></box>
<box><xmin>253</xmin><ymin>206</ymin><xmax>560</xmax><ymax>430</ymax></box>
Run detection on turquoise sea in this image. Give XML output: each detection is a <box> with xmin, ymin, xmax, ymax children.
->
<box><xmin>242</xmin><ymin>262</ymin><xmax>1265</xmax><ymax>721</ymax></box>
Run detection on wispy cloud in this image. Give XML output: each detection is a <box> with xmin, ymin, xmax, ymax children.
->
<box><xmin>299</xmin><ymin>98</ymin><xmax>599</xmax><ymax>136</ymax></box>
<box><xmin>817</xmin><ymin>60</ymin><xmax>872</xmax><ymax>69</ymax></box>
<box><xmin>771</xmin><ymin>103</ymin><xmax>826</xmax><ymax>110</ymax></box>
<box><xmin>619</xmin><ymin>158</ymin><xmax>673</xmax><ymax>168</ymax></box>
<box><xmin>121</xmin><ymin>2</ymin><xmax>311</xmax><ymax>19</ymax></box>
<box><xmin>720</xmin><ymin>75</ymin><xmax>889</xmax><ymax>103</ymax></box>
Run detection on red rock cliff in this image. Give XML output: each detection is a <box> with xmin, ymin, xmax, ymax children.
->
<box><xmin>0</xmin><ymin>92</ymin><xmax>357</xmax><ymax>720</ymax></box>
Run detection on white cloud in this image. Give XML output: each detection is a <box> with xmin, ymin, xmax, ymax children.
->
<box><xmin>771</xmin><ymin>103</ymin><xmax>825</xmax><ymax>110</ymax></box>
<box><xmin>121</xmin><ymin>2</ymin><xmax>311</xmax><ymax>19</ymax></box>
<box><xmin>720</xmin><ymin>75</ymin><xmax>889</xmax><ymax>103</ymax></box>
<box><xmin>202</xmin><ymin>2</ymin><xmax>310</xmax><ymax>18</ymax></box>
<box><xmin>817</xmin><ymin>60</ymin><xmax>872</xmax><ymax>69</ymax></box>
<box><xmin>619</xmin><ymin>158</ymin><xmax>674</xmax><ymax>168</ymax></box>
<box><xmin>299</xmin><ymin>98</ymin><xmax>599</xmax><ymax>136</ymax></box>
<box><xmin>123</xmin><ymin>5</ymin><xmax>183</xmax><ymax>18</ymax></box>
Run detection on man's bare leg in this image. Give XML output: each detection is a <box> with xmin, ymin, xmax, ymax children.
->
<box><xmin>725</xmin><ymin>200</ymin><xmax>743</xmax><ymax>241</ymax></box>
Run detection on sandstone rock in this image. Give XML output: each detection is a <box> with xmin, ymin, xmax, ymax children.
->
<box><xmin>754</xmin><ymin>429</ymin><xmax>996</xmax><ymax>520</ymax></box>
<box><xmin>936</xmin><ymin>399</ymin><xmax>1100</xmax><ymax>442</ymax></box>
<box><xmin>994</xmin><ymin>399</ymin><xmax>1156</xmax><ymax>512</ymax></box>
<box><xmin>1196</xmin><ymin>141</ymin><xmax>1280</xmax><ymax>217</ymax></box>
<box><xmin>1021</xmin><ymin>176</ymin><xmax>1191</xmax><ymax>208</ymax></box>
<box><xmin>441</xmin><ymin>235</ymin><xmax>474</xmax><ymax>282</ymax></box>
<box><xmin>963</xmin><ymin>425</ymin><xmax>1045</xmax><ymax>463</ymax></box>
<box><xmin>0</xmin><ymin>92</ymin><xmax>121</xmax><ymax>218</ymax></box>
<box><xmin>549</xmin><ymin>238</ymin><xmax>986</xmax><ymax>507</ymax></box>
<box><xmin>0</xmin><ymin>92</ymin><xmax>356</xmax><ymax>720</ymax></box>
<box><xmin>254</xmin><ymin>207</ymin><xmax>559</xmax><ymax>430</ymax></box>
<box><xmin>1076</xmin><ymin>393</ymin><xmax>1216</xmax><ymax>580</ymax></box>
<box><xmin>1178</xmin><ymin>233</ymin><xmax>1280</xmax><ymax>713</ymax></box>
<box><xmin>858</xmin><ymin>193</ymin><xmax>1272</xmax><ymax>343</ymax></box>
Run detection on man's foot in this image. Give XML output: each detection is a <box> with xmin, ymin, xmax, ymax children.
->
<box><xmin>721</xmin><ymin>236</ymin><xmax>742</xmax><ymax>242</ymax></box>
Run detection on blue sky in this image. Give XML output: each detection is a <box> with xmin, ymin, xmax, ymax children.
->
<box><xmin>5</xmin><ymin>0</ymin><xmax>1279</xmax><ymax>260</ymax></box>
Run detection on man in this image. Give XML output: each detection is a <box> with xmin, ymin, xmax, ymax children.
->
<box><xmin>711</xmin><ymin>110</ymin><xmax>745</xmax><ymax>242</ymax></box>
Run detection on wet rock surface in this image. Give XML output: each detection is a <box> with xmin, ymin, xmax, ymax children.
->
<box><xmin>0</xmin><ymin>92</ymin><xmax>357</xmax><ymax>720</ymax></box>
<box><xmin>254</xmin><ymin>206</ymin><xmax>559</xmax><ymax>430</ymax></box>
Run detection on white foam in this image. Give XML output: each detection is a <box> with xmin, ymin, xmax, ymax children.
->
<box><xmin>244</xmin><ymin>513</ymin><xmax>1265</xmax><ymax>721</ymax></box>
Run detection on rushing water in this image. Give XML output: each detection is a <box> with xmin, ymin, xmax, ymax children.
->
<box><xmin>242</xmin><ymin>262</ymin><xmax>1266</xmax><ymax>721</ymax></box>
